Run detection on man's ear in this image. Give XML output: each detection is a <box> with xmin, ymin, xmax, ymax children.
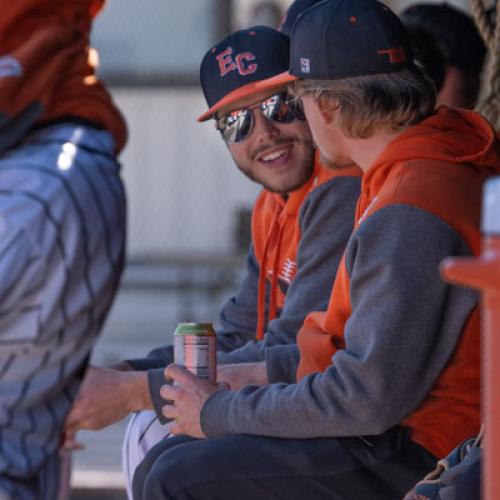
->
<box><xmin>316</xmin><ymin>94</ymin><xmax>339</xmax><ymax>125</ymax></box>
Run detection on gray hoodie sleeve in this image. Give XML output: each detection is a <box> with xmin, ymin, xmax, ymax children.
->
<box><xmin>126</xmin><ymin>345</ymin><xmax>174</xmax><ymax>370</ymax></box>
<box><xmin>217</xmin><ymin>176</ymin><xmax>360</xmax><ymax>383</ymax></box>
<box><xmin>200</xmin><ymin>205</ymin><xmax>479</xmax><ymax>438</ymax></box>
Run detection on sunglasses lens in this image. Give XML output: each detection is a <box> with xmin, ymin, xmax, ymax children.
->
<box><xmin>262</xmin><ymin>93</ymin><xmax>306</xmax><ymax>123</ymax></box>
<box><xmin>216</xmin><ymin>93</ymin><xmax>305</xmax><ymax>143</ymax></box>
<box><xmin>261</xmin><ymin>94</ymin><xmax>294</xmax><ymax>123</ymax></box>
<box><xmin>218</xmin><ymin>109</ymin><xmax>253</xmax><ymax>143</ymax></box>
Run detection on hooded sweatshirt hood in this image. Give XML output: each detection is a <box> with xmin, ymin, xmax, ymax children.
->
<box><xmin>356</xmin><ymin>107</ymin><xmax>500</xmax><ymax>224</ymax></box>
<box><xmin>371</xmin><ymin>106</ymin><xmax>499</xmax><ymax>173</ymax></box>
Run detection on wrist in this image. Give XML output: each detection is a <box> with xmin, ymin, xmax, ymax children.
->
<box><xmin>123</xmin><ymin>371</ymin><xmax>152</xmax><ymax>412</ymax></box>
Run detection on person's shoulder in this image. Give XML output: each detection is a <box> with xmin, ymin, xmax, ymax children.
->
<box><xmin>368</xmin><ymin>159</ymin><xmax>483</xmax><ymax>238</ymax></box>
<box><xmin>305</xmin><ymin>164</ymin><xmax>362</xmax><ymax>204</ymax></box>
<box><xmin>306</xmin><ymin>163</ymin><xmax>362</xmax><ymax>199</ymax></box>
<box><xmin>390</xmin><ymin>158</ymin><xmax>482</xmax><ymax>205</ymax></box>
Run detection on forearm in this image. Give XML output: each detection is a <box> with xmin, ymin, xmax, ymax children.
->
<box><xmin>65</xmin><ymin>367</ymin><xmax>153</xmax><ymax>435</ymax></box>
<box><xmin>101</xmin><ymin>368</ymin><xmax>154</xmax><ymax>412</ymax></box>
<box><xmin>217</xmin><ymin>342</ymin><xmax>300</xmax><ymax>384</ymax></box>
<box><xmin>217</xmin><ymin>361</ymin><xmax>268</xmax><ymax>390</ymax></box>
<box><xmin>122</xmin><ymin>370</ymin><xmax>153</xmax><ymax>411</ymax></box>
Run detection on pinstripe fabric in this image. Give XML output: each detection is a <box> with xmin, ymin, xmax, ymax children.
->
<box><xmin>0</xmin><ymin>123</ymin><xmax>126</xmax><ymax>500</ymax></box>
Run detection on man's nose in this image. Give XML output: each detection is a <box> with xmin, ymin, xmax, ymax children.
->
<box><xmin>252</xmin><ymin>111</ymin><xmax>279</xmax><ymax>142</ymax></box>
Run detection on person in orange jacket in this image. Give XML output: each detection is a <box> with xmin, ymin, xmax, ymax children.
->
<box><xmin>133</xmin><ymin>1</ymin><xmax>500</xmax><ymax>499</ymax></box>
<box><xmin>0</xmin><ymin>1</ymin><xmax>127</xmax><ymax>499</ymax></box>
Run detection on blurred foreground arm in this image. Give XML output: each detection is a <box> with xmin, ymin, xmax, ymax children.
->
<box><xmin>64</xmin><ymin>366</ymin><xmax>152</xmax><ymax>439</ymax></box>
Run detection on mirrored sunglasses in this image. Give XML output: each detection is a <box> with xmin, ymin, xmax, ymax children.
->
<box><xmin>215</xmin><ymin>92</ymin><xmax>305</xmax><ymax>143</ymax></box>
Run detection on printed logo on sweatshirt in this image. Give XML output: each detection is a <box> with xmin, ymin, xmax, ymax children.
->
<box><xmin>279</xmin><ymin>258</ymin><xmax>296</xmax><ymax>284</ymax></box>
<box><xmin>0</xmin><ymin>56</ymin><xmax>22</xmax><ymax>79</ymax></box>
<box><xmin>266</xmin><ymin>259</ymin><xmax>297</xmax><ymax>286</ymax></box>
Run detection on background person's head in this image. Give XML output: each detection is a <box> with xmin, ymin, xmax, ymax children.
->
<box><xmin>198</xmin><ymin>26</ymin><xmax>314</xmax><ymax>195</ymax></box>
<box><xmin>278</xmin><ymin>0</ymin><xmax>324</xmax><ymax>36</ymax></box>
<box><xmin>400</xmin><ymin>3</ymin><xmax>486</xmax><ymax>109</ymax></box>
<box><xmin>405</xmin><ymin>25</ymin><xmax>445</xmax><ymax>96</ymax></box>
<box><xmin>258</xmin><ymin>0</ymin><xmax>436</xmax><ymax>168</ymax></box>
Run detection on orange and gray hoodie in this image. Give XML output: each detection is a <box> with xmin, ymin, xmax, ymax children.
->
<box><xmin>128</xmin><ymin>159</ymin><xmax>362</xmax><ymax>421</ymax></box>
<box><xmin>0</xmin><ymin>0</ymin><xmax>126</xmax><ymax>154</ymax></box>
<box><xmin>200</xmin><ymin>107</ymin><xmax>500</xmax><ymax>459</ymax></box>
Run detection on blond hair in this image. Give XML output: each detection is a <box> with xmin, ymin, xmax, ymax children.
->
<box><xmin>292</xmin><ymin>68</ymin><xmax>436</xmax><ymax>139</ymax></box>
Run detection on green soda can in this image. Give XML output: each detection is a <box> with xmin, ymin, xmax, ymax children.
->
<box><xmin>173</xmin><ymin>323</ymin><xmax>216</xmax><ymax>383</ymax></box>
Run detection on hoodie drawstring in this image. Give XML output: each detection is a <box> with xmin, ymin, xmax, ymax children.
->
<box><xmin>268</xmin><ymin>222</ymin><xmax>285</xmax><ymax>324</ymax></box>
<box><xmin>256</xmin><ymin>209</ymin><xmax>286</xmax><ymax>340</ymax></box>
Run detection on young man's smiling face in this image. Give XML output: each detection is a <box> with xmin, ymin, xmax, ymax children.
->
<box><xmin>218</xmin><ymin>88</ymin><xmax>315</xmax><ymax>195</ymax></box>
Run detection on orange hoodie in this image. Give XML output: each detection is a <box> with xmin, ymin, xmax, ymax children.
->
<box><xmin>0</xmin><ymin>0</ymin><xmax>126</xmax><ymax>153</ymax></box>
<box><xmin>297</xmin><ymin>107</ymin><xmax>500</xmax><ymax>458</ymax></box>
<box><xmin>252</xmin><ymin>157</ymin><xmax>361</xmax><ymax>340</ymax></box>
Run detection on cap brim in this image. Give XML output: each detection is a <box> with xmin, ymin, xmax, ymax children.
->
<box><xmin>197</xmin><ymin>81</ymin><xmax>265</xmax><ymax>122</ymax></box>
<box><xmin>197</xmin><ymin>71</ymin><xmax>298</xmax><ymax>122</ymax></box>
<box><xmin>255</xmin><ymin>71</ymin><xmax>298</xmax><ymax>92</ymax></box>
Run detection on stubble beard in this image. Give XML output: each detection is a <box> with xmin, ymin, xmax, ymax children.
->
<box><xmin>236</xmin><ymin>142</ymin><xmax>315</xmax><ymax>195</ymax></box>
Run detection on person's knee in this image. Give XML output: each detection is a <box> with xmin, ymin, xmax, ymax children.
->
<box><xmin>142</xmin><ymin>461</ymin><xmax>176</xmax><ymax>499</ymax></box>
<box><xmin>141</xmin><ymin>439</ymin><xmax>226</xmax><ymax>499</ymax></box>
